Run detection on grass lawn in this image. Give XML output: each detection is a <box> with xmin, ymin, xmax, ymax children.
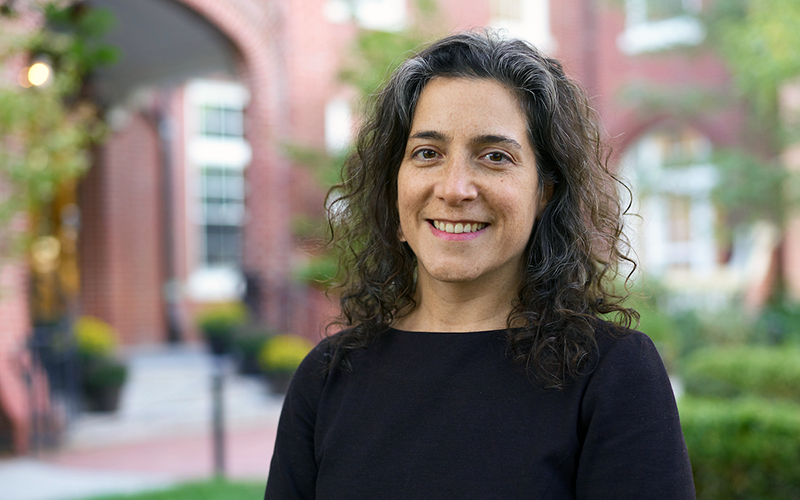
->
<box><xmin>84</xmin><ymin>479</ymin><xmax>264</xmax><ymax>500</ymax></box>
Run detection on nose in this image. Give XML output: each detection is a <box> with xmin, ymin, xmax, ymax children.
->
<box><xmin>435</xmin><ymin>156</ymin><xmax>478</xmax><ymax>206</ymax></box>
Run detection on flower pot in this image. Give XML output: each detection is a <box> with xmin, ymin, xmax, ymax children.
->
<box><xmin>79</xmin><ymin>356</ymin><xmax>127</xmax><ymax>413</ymax></box>
<box><xmin>84</xmin><ymin>383</ymin><xmax>123</xmax><ymax>412</ymax></box>
<box><xmin>237</xmin><ymin>353</ymin><xmax>263</xmax><ymax>375</ymax></box>
<box><xmin>206</xmin><ymin>335</ymin><xmax>233</xmax><ymax>356</ymax></box>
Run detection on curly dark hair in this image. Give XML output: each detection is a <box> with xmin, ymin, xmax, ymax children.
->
<box><xmin>326</xmin><ymin>30</ymin><xmax>637</xmax><ymax>388</ymax></box>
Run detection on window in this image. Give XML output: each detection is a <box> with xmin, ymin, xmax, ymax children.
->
<box><xmin>199</xmin><ymin>166</ymin><xmax>244</xmax><ymax>266</ymax></box>
<box><xmin>200</xmin><ymin>105</ymin><xmax>243</xmax><ymax>138</ymax></box>
<box><xmin>621</xmin><ymin>126</ymin><xmax>718</xmax><ymax>276</ymax></box>
<box><xmin>623</xmin><ymin>125</ymin><xmax>782</xmax><ymax>308</ymax></box>
<box><xmin>626</xmin><ymin>0</ymin><xmax>701</xmax><ymax>26</ymax></box>
<box><xmin>323</xmin><ymin>0</ymin><xmax>406</xmax><ymax>31</ymax></box>
<box><xmin>618</xmin><ymin>0</ymin><xmax>705</xmax><ymax>55</ymax></box>
<box><xmin>668</xmin><ymin>195</ymin><xmax>692</xmax><ymax>243</ymax></box>
<box><xmin>491</xmin><ymin>0</ymin><xmax>523</xmax><ymax>20</ymax></box>
<box><xmin>489</xmin><ymin>0</ymin><xmax>553</xmax><ymax>53</ymax></box>
<box><xmin>185</xmin><ymin>80</ymin><xmax>250</xmax><ymax>301</ymax></box>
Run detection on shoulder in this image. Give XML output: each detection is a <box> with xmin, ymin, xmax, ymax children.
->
<box><xmin>574</xmin><ymin>321</ymin><xmax>695</xmax><ymax>497</ymax></box>
<box><xmin>293</xmin><ymin>334</ymin><xmax>337</xmax><ymax>380</ymax></box>
<box><xmin>579</xmin><ymin>321</ymin><xmax>683</xmax><ymax>453</ymax></box>
<box><xmin>283</xmin><ymin>335</ymin><xmax>340</xmax><ymax>407</ymax></box>
<box><xmin>590</xmin><ymin>320</ymin><xmax>663</xmax><ymax>374</ymax></box>
<box><xmin>579</xmin><ymin>320</ymin><xmax>676</xmax><ymax>421</ymax></box>
<box><xmin>289</xmin><ymin>327</ymin><xmax>370</xmax><ymax>389</ymax></box>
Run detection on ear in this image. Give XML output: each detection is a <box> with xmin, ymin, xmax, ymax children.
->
<box><xmin>398</xmin><ymin>224</ymin><xmax>406</xmax><ymax>242</ymax></box>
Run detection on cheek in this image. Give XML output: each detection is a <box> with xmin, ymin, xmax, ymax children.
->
<box><xmin>500</xmin><ymin>177</ymin><xmax>539</xmax><ymax>219</ymax></box>
<box><xmin>396</xmin><ymin>170</ymin><xmax>412</xmax><ymax>241</ymax></box>
<box><xmin>396</xmin><ymin>170</ymin><xmax>422</xmax><ymax>217</ymax></box>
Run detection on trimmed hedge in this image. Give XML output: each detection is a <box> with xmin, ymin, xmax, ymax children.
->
<box><xmin>679</xmin><ymin>397</ymin><xmax>800</xmax><ymax>499</ymax></box>
<box><xmin>682</xmin><ymin>345</ymin><xmax>800</xmax><ymax>402</ymax></box>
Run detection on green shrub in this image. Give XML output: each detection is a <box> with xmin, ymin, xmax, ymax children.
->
<box><xmin>757</xmin><ymin>299</ymin><xmax>800</xmax><ymax>345</ymax></box>
<box><xmin>74</xmin><ymin>316</ymin><xmax>118</xmax><ymax>357</ymax></box>
<box><xmin>233</xmin><ymin>325</ymin><xmax>274</xmax><ymax>375</ymax></box>
<box><xmin>679</xmin><ymin>397</ymin><xmax>800</xmax><ymax>499</ymax></box>
<box><xmin>196</xmin><ymin>303</ymin><xmax>248</xmax><ymax>340</ymax></box>
<box><xmin>293</xmin><ymin>255</ymin><xmax>338</xmax><ymax>289</ymax></box>
<box><xmin>234</xmin><ymin>326</ymin><xmax>273</xmax><ymax>357</ymax></box>
<box><xmin>682</xmin><ymin>345</ymin><xmax>800</xmax><ymax>402</ymax></box>
<box><xmin>258</xmin><ymin>334</ymin><xmax>314</xmax><ymax>374</ymax></box>
<box><xmin>72</xmin><ymin>316</ymin><xmax>128</xmax><ymax>390</ymax></box>
<box><xmin>635</xmin><ymin>302</ymin><xmax>680</xmax><ymax>369</ymax></box>
<box><xmin>81</xmin><ymin>356</ymin><xmax>128</xmax><ymax>390</ymax></box>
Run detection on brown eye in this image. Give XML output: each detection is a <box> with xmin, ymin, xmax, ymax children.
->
<box><xmin>416</xmin><ymin>149</ymin><xmax>438</xmax><ymax>159</ymax></box>
<box><xmin>485</xmin><ymin>152</ymin><xmax>510</xmax><ymax>162</ymax></box>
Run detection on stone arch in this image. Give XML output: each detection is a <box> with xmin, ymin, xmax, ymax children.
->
<box><xmin>81</xmin><ymin>0</ymin><xmax>295</xmax><ymax>339</ymax></box>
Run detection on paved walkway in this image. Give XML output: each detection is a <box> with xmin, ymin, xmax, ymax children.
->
<box><xmin>0</xmin><ymin>344</ymin><xmax>284</xmax><ymax>500</ymax></box>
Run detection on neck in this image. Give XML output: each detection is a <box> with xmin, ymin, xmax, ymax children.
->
<box><xmin>394</xmin><ymin>272</ymin><xmax>520</xmax><ymax>333</ymax></box>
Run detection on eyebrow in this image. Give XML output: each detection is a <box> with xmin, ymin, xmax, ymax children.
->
<box><xmin>408</xmin><ymin>130</ymin><xmax>523</xmax><ymax>150</ymax></box>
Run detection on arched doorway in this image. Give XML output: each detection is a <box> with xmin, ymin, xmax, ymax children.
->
<box><xmin>78</xmin><ymin>0</ymin><xmax>293</xmax><ymax>344</ymax></box>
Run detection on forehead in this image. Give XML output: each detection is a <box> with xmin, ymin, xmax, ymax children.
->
<box><xmin>410</xmin><ymin>77</ymin><xmax>529</xmax><ymax>137</ymax></box>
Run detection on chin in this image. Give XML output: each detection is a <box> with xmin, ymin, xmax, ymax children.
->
<box><xmin>426</xmin><ymin>269</ymin><xmax>482</xmax><ymax>284</ymax></box>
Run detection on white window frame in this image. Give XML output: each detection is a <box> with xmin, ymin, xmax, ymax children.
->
<box><xmin>489</xmin><ymin>0</ymin><xmax>554</xmax><ymax>53</ymax></box>
<box><xmin>621</xmin><ymin>128</ymin><xmax>718</xmax><ymax>277</ymax></box>
<box><xmin>617</xmin><ymin>0</ymin><xmax>705</xmax><ymax>55</ymax></box>
<box><xmin>184</xmin><ymin>79</ymin><xmax>251</xmax><ymax>302</ymax></box>
<box><xmin>323</xmin><ymin>0</ymin><xmax>406</xmax><ymax>31</ymax></box>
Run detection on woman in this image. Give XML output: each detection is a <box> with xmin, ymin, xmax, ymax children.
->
<box><xmin>265</xmin><ymin>31</ymin><xmax>695</xmax><ymax>499</ymax></box>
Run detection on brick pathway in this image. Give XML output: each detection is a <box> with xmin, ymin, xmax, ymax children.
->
<box><xmin>0</xmin><ymin>344</ymin><xmax>283</xmax><ymax>500</ymax></box>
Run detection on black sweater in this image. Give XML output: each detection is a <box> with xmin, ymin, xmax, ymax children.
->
<box><xmin>264</xmin><ymin>326</ymin><xmax>695</xmax><ymax>499</ymax></box>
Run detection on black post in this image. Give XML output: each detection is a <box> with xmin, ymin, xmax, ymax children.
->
<box><xmin>155</xmin><ymin>91</ymin><xmax>182</xmax><ymax>344</ymax></box>
<box><xmin>211</xmin><ymin>356</ymin><xmax>225</xmax><ymax>478</ymax></box>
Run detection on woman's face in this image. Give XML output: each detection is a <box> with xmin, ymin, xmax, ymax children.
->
<box><xmin>397</xmin><ymin>77</ymin><xmax>544</xmax><ymax>291</ymax></box>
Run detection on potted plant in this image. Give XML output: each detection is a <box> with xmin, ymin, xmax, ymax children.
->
<box><xmin>196</xmin><ymin>302</ymin><xmax>248</xmax><ymax>355</ymax></box>
<box><xmin>258</xmin><ymin>334</ymin><xmax>314</xmax><ymax>394</ymax></box>
<box><xmin>73</xmin><ymin>316</ymin><xmax>128</xmax><ymax>413</ymax></box>
<box><xmin>233</xmin><ymin>325</ymin><xmax>274</xmax><ymax>375</ymax></box>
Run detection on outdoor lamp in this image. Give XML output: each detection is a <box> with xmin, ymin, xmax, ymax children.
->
<box><xmin>18</xmin><ymin>59</ymin><xmax>52</xmax><ymax>87</ymax></box>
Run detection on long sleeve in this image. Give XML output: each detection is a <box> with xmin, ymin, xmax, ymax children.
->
<box><xmin>264</xmin><ymin>344</ymin><xmax>328</xmax><ymax>500</ymax></box>
<box><xmin>575</xmin><ymin>332</ymin><xmax>695</xmax><ymax>499</ymax></box>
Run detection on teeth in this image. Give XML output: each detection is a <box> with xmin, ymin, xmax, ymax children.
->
<box><xmin>433</xmin><ymin>220</ymin><xmax>485</xmax><ymax>234</ymax></box>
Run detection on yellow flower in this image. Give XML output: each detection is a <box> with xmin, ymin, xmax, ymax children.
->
<box><xmin>74</xmin><ymin>316</ymin><xmax>117</xmax><ymax>357</ymax></box>
<box><xmin>259</xmin><ymin>335</ymin><xmax>313</xmax><ymax>373</ymax></box>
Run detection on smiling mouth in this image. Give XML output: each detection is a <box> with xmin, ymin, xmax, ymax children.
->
<box><xmin>430</xmin><ymin>220</ymin><xmax>488</xmax><ymax>234</ymax></box>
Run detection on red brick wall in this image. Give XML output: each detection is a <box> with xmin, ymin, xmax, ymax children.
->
<box><xmin>79</xmin><ymin>0</ymin><xmax>768</xmax><ymax>346</ymax></box>
<box><xmin>589</xmin><ymin>3</ymin><xmax>743</xmax><ymax>156</ymax></box>
<box><xmin>79</xmin><ymin>111</ymin><xmax>165</xmax><ymax>345</ymax></box>
<box><xmin>0</xmin><ymin>262</ymin><xmax>32</xmax><ymax>453</ymax></box>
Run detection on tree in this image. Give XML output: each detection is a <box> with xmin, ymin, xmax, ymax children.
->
<box><xmin>702</xmin><ymin>0</ymin><xmax>800</xmax><ymax>228</ymax></box>
<box><xmin>0</xmin><ymin>2</ymin><xmax>117</xmax><ymax>253</ymax></box>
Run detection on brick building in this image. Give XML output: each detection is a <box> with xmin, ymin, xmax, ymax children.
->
<box><xmin>1</xmin><ymin>0</ymin><xmax>798</xmax><ymax>453</ymax></box>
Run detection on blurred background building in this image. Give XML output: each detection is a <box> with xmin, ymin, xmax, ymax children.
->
<box><xmin>2</xmin><ymin>0</ymin><xmax>799</xmax><ymax>456</ymax></box>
